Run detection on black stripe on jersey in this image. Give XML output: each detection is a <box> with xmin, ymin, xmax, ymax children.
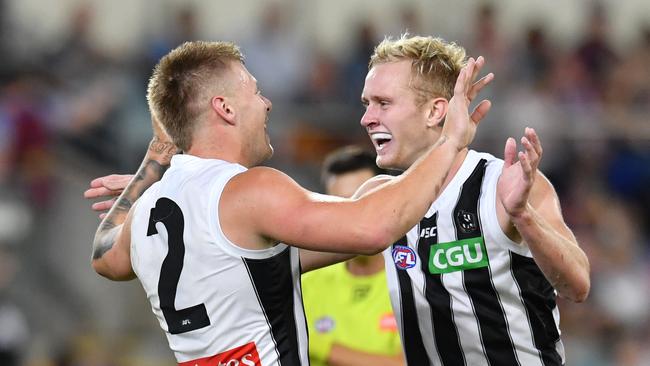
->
<box><xmin>392</xmin><ymin>237</ymin><xmax>430</xmax><ymax>366</ymax></box>
<box><xmin>416</xmin><ymin>213</ymin><xmax>465</xmax><ymax>366</ymax></box>
<box><xmin>243</xmin><ymin>247</ymin><xmax>301</xmax><ymax>366</ymax></box>
<box><xmin>455</xmin><ymin>159</ymin><xmax>520</xmax><ymax>365</ymax></box>
<box><xmin>510</xmin><ymin>252</ymin><xmax>562</xmax><ymax>366</ymax></box>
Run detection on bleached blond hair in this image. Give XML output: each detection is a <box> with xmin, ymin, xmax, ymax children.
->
<box><xmin>370</xmin><ymin>34</ymin><xmax>466</xmax><ymax>105</ymax></box>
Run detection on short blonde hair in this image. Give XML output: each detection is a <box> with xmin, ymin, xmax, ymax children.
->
<box><xmin>369</xmin><ymin>35</ymin><xmax>466</xmax><ymax>104</ymax></box>
<box><xmin>146</xmin><ymin>41</ymin><xmax>244</xmax><ymax>151</ymax></box>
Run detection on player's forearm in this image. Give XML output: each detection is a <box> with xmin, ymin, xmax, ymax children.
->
<box><xmin>299</xmin><ymin>250</ymin><xmax>356</xmax><ymax>273</ymax></box>
<box><xmin>91</xmin><ymin>137</ymin><xmax>178</xmax><ymax>260</ymax></box>
<box><xmin>359</xmin><ymin>135</ymin><xmax>459</xmax><ymax>247</ymax></box>
<box><xmin>328</xmin><ymin>344</ymin><xmax>404</xmax><ymax>366</ymax></box>
<box><xmin>511</xmin><ymin>205</ymin><xmax>590</xmax><ymax>302</ymax></box>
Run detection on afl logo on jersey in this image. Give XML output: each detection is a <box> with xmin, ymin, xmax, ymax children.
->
<box><xmin>315</xmin><ymin>316</ymin><xmax>335</xmax><ymax>333</ymax></box>
<box><xmin>392</xmin><ymin>246</ymin><xmax>417</xmax><ymax>270</ymax></box>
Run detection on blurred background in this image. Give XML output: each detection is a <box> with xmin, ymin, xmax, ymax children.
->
<box><xmin>0</xmin><ymin>0</ymin><xmax>649</xmax><ymax>365</ymax></box>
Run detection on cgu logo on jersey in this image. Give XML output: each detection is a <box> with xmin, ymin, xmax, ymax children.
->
<box><xmin>392</xmin><ymin>245</ymin><xmax>417</xmax><ymax>270</ymax></box>
<box><xmin>428</xmin><ymin>236</ymin><xmax>489</xmax><ymax>274</ymax></box>
<box><xmin>180</xmin><ymin>342</ymin><xmax>261</xmax><ymax>366</ymax></box>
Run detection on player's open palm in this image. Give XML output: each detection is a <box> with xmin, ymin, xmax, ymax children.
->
<box><xmin>497</xmin><ymin>128</ymin><xmax>543</xmax><ymax>217</ymax></box>
<box><xmin>443</xmin><ymin>56</ymin><xmax>494</xmax><ymax>149</ymax></box>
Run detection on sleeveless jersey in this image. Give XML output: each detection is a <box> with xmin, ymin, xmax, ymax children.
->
<box><xmin>384</xmin><ymin>150</ymin><xmax>564</xmax><ymax>366</ymax></box>
<box><xmin>130</xmin><ymin>154</ymin><xmax>309</xmax><ymax>365</ymax></box>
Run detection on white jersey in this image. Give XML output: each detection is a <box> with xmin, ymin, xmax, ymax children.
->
<box><xmin>130</xmin><ymin>154</ymin><xmax>309</xmax><ymax>366</ymax></box>
<box><xmin>384</xmin><ymin>150</ymin><xmax>564</xmax><ymax>366</ymax></box>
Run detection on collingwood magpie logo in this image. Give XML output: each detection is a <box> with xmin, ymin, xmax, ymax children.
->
<box><xmin>457</xmin><ymin>210</ymin><xmax>478</xmax><ymax>233</ymax></box>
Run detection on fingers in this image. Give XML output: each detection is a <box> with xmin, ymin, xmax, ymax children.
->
<box><xmin>470</xmin><ymin>99</ymin><xmax>492</xmax><ymax>124</ymax></box>
<box><xmin>470</xmin><ymin>56</ymin><xmax>485</xmax><ymax>85</ymax></box>
<box><xmin>454</xmin><ymin>56</ymin><xmax>492</xmax><ymax>100</ymax></box>
<box><xmin>85</xmin><ymin>174</ymin><xmax>132</xmax><ymax>198</ymax></box>
<box><xmin>103</xmin><ymin>174</ymin><xmax>133</xmax><ymax>190</ymax></box>
<box><xmin>92</xmin><ymin>198</ymin><xmax>117</xmax><ymax>212</ymax></box>
<box><xmin>521</xmin><ymin>136</ymin><xmax>537</xmax><ymax>168</ymax></box>
<box><xmin>525</xmin><ymin>127</ymin><xmax>543</xmax><ymax>159</ymax></box>
<box><xmin>518</xmin><ymin>151</ymin><xmax>533</xmax><ymax>181</ymax></box>
<box><xmin>468</xmin><ymin>73</ymin><xmax>494</xmax><ymax>102</ymax></box>
<box><xmin>89</xmin><ymin>177</ymin><xmax>106</xmax><ymax>188</ymax></box>
<box><xmin>503</xmin><ymin>137</ymin><xmax>517</xmax><ymax>168</ymax></box>
<box><xmin>84</xmin><ymin>186</ymin><xmax>120</xmax><ymax>199</ymax></box>
<box><xmin>454</xmin><ymin>57</ymin><xmax>475</xmax><ymax>96</ymax></box>
<box><xmin>464</xmin><ymin>57</ymin><xmax>476</xmax><ymax>93</ymax></box>
<box><xmin>86</xmin><ymin>174</ymin><xmax>130</xmax><ymax>218</ymax></box>
<box><xmin>521</xmin><ymin>128</ymin><xmax>541</xmax><ymax>172</ymax></box>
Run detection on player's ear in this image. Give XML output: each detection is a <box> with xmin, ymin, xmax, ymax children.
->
<box><xmin>425</xmin><ymin>97</ymin><xmax>448</xmax><ymax>128</ymax></box>
<box><xmin>211</xmin><ymin>96</ymin><xmax>236</xmax><ymax>125</ymax></box>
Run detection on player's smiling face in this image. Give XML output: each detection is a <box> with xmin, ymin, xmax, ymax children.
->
<box><xmin>360</xmin><ymin>60</ymin><xmax>438</xmax><ymax>171</ymax></box>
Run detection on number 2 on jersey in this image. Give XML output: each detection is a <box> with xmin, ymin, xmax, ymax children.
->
<box><xmin>147</xmin><ymin>197</ymin><xmax>210</xmax><ymax>334</ymax></box>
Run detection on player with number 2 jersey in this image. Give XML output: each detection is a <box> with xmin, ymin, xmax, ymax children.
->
<box><xmin>131</xmin><ymin>155</ymin><xmax>305</xmax><ymax>365</ymax></box>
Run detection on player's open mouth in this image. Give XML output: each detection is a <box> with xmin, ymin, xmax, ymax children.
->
<box><xmin>371</xmin><ymin>132</ymin><xmax>393</xmax><ymax>151</ymax></box>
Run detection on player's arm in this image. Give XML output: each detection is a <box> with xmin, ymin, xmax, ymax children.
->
<box><xmin>327</xmin><ymin>344</ymin><xmax>404</xmax><ymax>366</ymax></box>
<box><xmin>498</xmin><ymin>129</ymin><xmax>590</xmax><ymax>302</ymax></box>
<box><xmin>299</xmin><ymin>175</ymin><xmax>393</xmax><ymax>273</ymax></box>
<box><xmin>90</xmin><ymin>118</ymin><xmax>179</xmax><ymax>281</ymax></box>
<box><xmin>225</xmin><ymin>58</ymin><xmax>493</xmax><ymax>255</ymax></box>
<box><xmin>510</xmin><ymin>173</ymin><xmax>589</xmax><ymax>302</ymax></box>
<box><xmin>84</xmin><ymin>173</ymin><xmax>393</xmax><ymax>273</ymax></box>
<box><xmin>224</xmin><ymin>154</ymin><xmax>451</xmax><ymax>255</ymax></box>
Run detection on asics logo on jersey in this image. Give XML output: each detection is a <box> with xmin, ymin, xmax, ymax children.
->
<box><xmin>429</xmin><ymin>237</ymin><xmax>489</xmax><ymax>274</ymax></box>
<box><xmin>420</xmin><ymin>226</ymin><xmax>437</xmax><ymax>238</ymax></box>
<box><xmin>393</xmin><ymin>246</ymin><xmax>417</xmax><ymax>269</ymax></box>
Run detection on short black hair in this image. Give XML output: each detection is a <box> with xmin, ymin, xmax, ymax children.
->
<box><xmin>321</xmin><ymin>146</ymin><xmax>386</xmax><ymax>185</ymax></box>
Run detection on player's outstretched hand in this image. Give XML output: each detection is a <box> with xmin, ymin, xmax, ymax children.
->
<box><xmin>497</xmin><ymin>127</ymin><xmax>543</xmax><ymax>218</ymax></box>
<box><xmin>443</xmin><ymin>56</ymin><xmax>494</xmax><ymax>149</ymax></box>
<box><xmin>84</xmin><ymin>174</ymin><xmax>133</xmax><ymax>219</ymax></box>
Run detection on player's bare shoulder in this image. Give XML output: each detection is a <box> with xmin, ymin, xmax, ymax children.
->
<box><xmin>225</xmin><ymin>166</ymin><xmax>294</xmax><ymax>193</ymax></box>
<box><xmin>220</xmin><ymin>166</ymin><xmax>308</xmax><ymax>227</ymax></box>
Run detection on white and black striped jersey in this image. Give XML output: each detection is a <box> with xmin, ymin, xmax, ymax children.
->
<box><xmin>384</xmin><ymin>150</ymin><xmax>564</xmax><ymax>366</ymax></box>
<box><xmin>130</xmin><ymin>154</ymin><xmax>309</xmax><ymax>365</ymax></box>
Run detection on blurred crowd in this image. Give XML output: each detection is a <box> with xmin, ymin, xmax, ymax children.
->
<box><xmin>0</xmin><ymin>1</ymin><xmax>649</xmax><ymax>365</ymax></box>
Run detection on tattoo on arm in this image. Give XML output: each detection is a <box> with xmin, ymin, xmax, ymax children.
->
<box><xmin>91</xmin><ymin>150</ymin><xmax>175</xmax><ymax>260</ymax></box>
<box><xmin>148</xmin><ymin>137</ymin><xmax>178</xmax><ymax>163</ymax></box>
<box><xmin>92</xmin><ymin>226</ymin><xmax>119</xmax><ymax>260</ymax></box>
